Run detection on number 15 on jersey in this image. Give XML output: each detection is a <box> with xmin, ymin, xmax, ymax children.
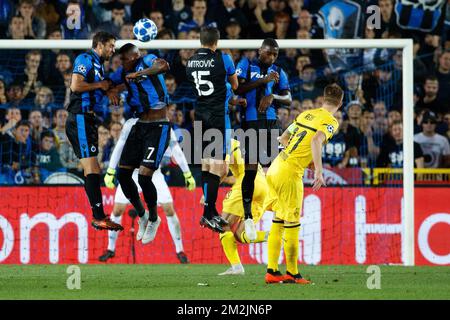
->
<box><xmin>191</xmin><ymin>71</ymin><xmax>214</xmax><ymax>96</ymax></box>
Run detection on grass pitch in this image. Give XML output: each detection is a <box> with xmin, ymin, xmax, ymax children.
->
<box><xmin>0</xmin><ymin>264</ymin><xmax>449</xmax><ymax>300</ymax></box>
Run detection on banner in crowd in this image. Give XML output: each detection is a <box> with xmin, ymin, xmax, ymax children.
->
<box><xmin>0</xmin><ymin>187</ymin><xmax>448</xmax><ymax>265</ymax></box>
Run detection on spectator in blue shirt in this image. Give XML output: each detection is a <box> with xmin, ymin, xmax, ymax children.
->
<box><xmin>178</xmin><ymin>0</ymin><xmax>217</xmax><ymax>39</ymax></box>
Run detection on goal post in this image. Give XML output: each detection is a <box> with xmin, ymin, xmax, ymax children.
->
<box><xmin>0</xmin><ymin>38</ymin><xmax>415</xmax><ymax>266</ymax></box>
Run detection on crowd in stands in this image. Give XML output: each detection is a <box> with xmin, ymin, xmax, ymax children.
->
<box><xmin>1</xmin><ymin>0</ymin><xmax>450</xmax><ymax>185</ymax></box>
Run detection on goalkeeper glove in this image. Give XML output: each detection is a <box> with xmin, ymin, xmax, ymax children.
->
<box><xmin>104</xmin><ymin>168</ymin><xmax>116</xmax><ymax>189</ymax></box>
<box><xmin>183</xmin><ymin>171</ymin><xmax>196</xmax><ymax>191</ymax></box>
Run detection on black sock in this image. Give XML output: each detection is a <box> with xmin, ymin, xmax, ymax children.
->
<box><xmin>241</xmin><ymin>169</ymin><xmax>257</xmax><ymax>219</ymax></box>
<box><xmin>201</xmin><ymin>170</ymin><xmax>210</xmax><ymax>219</ymax></box>
<box><xmin>138</xmin><ymin>174</ymin><xmax>158</xmax><ymax>222</ymax></box>
<box><xmin>84</xmin><ymin>174</ymin><xmax>106</xmax><ymax>220</ymax></box>
<box><xmin>204</xmin><ymin>172</ymin><xmax>220</xmax><ymax>219</ymax></box>
<box><xmin>117</xmin><ymin>168</ymin><xmax>145</xmax><ymax>217</ymax></box>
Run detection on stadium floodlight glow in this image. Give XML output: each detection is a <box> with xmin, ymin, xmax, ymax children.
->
<box><xmin>0</xmin><ymin>38</ymin><xmax>415</xmax><ymax>266</ymax></box>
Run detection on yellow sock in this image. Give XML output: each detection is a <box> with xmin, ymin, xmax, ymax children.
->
<box><xmin>240</xmin><ymin>231</ymin><xmax>267</xmax><ymax>243</ymax></box>
<box><xmin>219</xmin><ymin>231</ymin><xmax>241</xmax><ymax>265</ymax></box>
<box><xmin>284</xmin><ymin>223</ymin><xmax>300</xmax><ymax>275</ymax></box>
<box><xmin>267</xmin><ymin>220</ymin><xmax>284</xmax><ymax>272</ymax></box>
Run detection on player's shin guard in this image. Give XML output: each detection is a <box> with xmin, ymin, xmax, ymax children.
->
<box><xmin>241</xmin><ymin>170</ymin><xmax>257</xmax><ymax>219</ymax></box>
<box><xmin>117</xmin><ymin>169</ymin><xmax>145</xmax><ymax>216</ymax></box>
<box><xmin>267</xmin><ymin>219</ymin><xmax>284</xmax><ymax>272</ymax></box>
<box><xmin>84</xmin><ymin>174</ymin><xmax>106</xmax><ymax>219</ymax></box>
<box><xmin>107</xmin><ymin>214</ymin><xmax>123</xmax><ymax>251</ymax></box>
<box><xmin>284</xmin><ymin>223</ymin><xmax>300</xmax><ymax>276</ymax></box>
<box><xmin>138</xmin><ymin>174</ymin><xmax>158</xmax><ymax>222</ymax></box>
<box><xmin>219</xmin><ymin>231</ymin><xmax>241</xmax><ymax>266</ymax></box>
<box><xmin>240</xmin><ymin>230</ymin><xmax>267</xmax><ymax>243</ymax></box>
<box><xmin>203</xmin><ymin>172</ymin><xmax>220</xmax><ymax>218</ymax></box>
<box><xmin>166</xmin><ymin>213</ymin><xmax>184</xmax><ymax>253</ymax></box>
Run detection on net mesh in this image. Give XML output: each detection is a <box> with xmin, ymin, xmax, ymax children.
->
<box><xmin>0</xmin><ymin>45</ymin><xmax>419</xmax><ymax>265</ymax></box>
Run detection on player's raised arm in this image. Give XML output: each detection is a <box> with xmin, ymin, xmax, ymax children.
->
<box><xmin>234</xmin><ymin>60</ymin><xmax>278</xmax><ymax>95</ymax></box>
<box><xmin>271</xmin><ymin>69</ymin><xmax>292</xmax><ymax>106</ymax></box>
<box><xmin>126</xmin><ymin>56</ymin><xmax>169</xmax><ymax>80</ymax></box>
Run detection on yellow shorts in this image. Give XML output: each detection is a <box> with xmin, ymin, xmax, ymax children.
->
<box><xmin>222</xmin><ymin>173</ymin><xmax>268</xmax><ymax>224</ymax></box>
<box><xmin>263</xmin><ymin>160</ymin><xmax>304</xmax><ymax>223</ymax></box>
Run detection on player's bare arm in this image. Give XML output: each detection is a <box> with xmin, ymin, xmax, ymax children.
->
<box><xmin>277</xmin><ymin>127</ymin><xmax>292</xmax><ymax>147</ymax></box>
<box><xmin>271</xmin><ymin>89</ymin><xmax>292</xmax><ymax>106</ymax></box>
<box><xmin>311</xmin><ymin>130</ymin><xmax>327</xmax><ymax>191</ymax></box>
<box><xmin>106</xmin><ymin>83</ymin><xmax>127</xmax><ymax>105</ymax></box>
<box><xmin>234</xmin><ymin>71</ymin><xmax>279</xmax><ymax>95</ymax></box>
<box><xmin>228</xmin><ymin>73</ymin><xmax>239</xmax><ymax>91</ymax></box>
<box><xmin>126</xmin><ymin>58</ymin><xmax>169</xmax><ymax>80</ymax></box>
<box><xmin>70</xmin><ymin>73</ymin><xmax>111</xmax><ymax>93</ymax></box>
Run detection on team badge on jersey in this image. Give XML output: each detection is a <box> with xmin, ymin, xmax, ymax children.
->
<box><xmin>327</xmin><ymin>124</ymin><xmax>334</xmax><ymax>133</ymax></box>
<box><xmin>77</xmin><ymin>64</ymin><xmax>87</xmax><ymax>75</ymax></box>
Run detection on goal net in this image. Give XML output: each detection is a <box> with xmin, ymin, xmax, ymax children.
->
<box><xmin>0</xmin><ymin>39</ymin><xmax>414</xmax><ymax>266</ymax></box>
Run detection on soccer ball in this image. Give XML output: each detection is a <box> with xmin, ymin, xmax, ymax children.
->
<box><xmin>133</xmin><ymin>18</ymin><xmax>158</xmax><ymax>42</ymax></box>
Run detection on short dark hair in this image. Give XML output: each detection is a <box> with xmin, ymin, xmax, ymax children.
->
<box><xmin>92</xmin><ymin>31</ymin><xmax>116</xmax><ymax>49</ymax></box>
<box><xmin>15</xmin><ymin>120</ymin><xmax>31</xmax><ymax>129</ymax></box>
<box><xmin>118</xmin><ymin>43</ymin><xmax>136</xmax><ymax>55</ymax></box>
<box><xmin>165</xmin><ymin>73</ymin><xmax>175</xmax><ymax>81</ymax></box>
<box><xmin>261</xmin><ymin>38</ymin><xmax>279</xmax><ymax>49</ymax></box>
<box><xmin>425</xmin><ymin>75</ymin><xmax>438</xmax><ymax>83</ymax></box>
<box><xmin>40</xmin><ymin>130</ymin><xmax>55</xmax><ymax>141</ymax></box>
<box><xmin>200</xmin><ymin>26</ymin><xmax>220</xmax><ymax>46</ymax></box>
<box><xmin>323</xmin><ymin>83</ymin><xmax>344</xmax><ymax>107</ymax></box>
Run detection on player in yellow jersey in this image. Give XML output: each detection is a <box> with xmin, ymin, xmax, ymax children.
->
<box><xmin>264</xmin><ymin>84</ymin><xmax>344</xmax><ymax>284</ymax></box>
<box><xmin>215</xmin><ymin>138</ymin><xmax>270</xmax><ymax>275</ymax></box>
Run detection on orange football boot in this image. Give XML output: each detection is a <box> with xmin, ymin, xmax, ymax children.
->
<box><xmin>92</xmin><ymin>217</ymin><xmax>124</xmax><ymax>231</ymax></box>
<box><xmin>283</xmin><ymin>272</ymin><xmax>312</xmax><ymax>284</ymax></box>
<box><xmin>265</xmin><ymin>270</ymin><xmax>285</xmax><ymax>284</ymax></box>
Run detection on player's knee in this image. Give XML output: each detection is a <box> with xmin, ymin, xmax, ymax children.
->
<box><xmin>112</xmin><ymin>206</ymin><xmax>125</xmax><ymax>217</ymax></box>
<box><xmin>162</xmin><ymin>203</ymin><xmax>175</xmax><ymax>216</ymax></box>
<box><xmin>81</xmin><ymin>158</ymin><xmax>101</xmax><ymax>175</ymax></box>
<box><xmin>139</xmin><ymin>166</ymin><xmax>154</xmax><ymax>177</ymax></box>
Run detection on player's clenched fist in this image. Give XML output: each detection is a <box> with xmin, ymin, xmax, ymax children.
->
<box><xmin>264</xmin><ymin>71</ymin><xmax>279</xmax><ymax>84</ymax></box>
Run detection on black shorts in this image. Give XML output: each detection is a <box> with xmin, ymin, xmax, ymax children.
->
<box><xmin>198</xmin><ymin>114</ymin><xmax>231</xmax><ymax>161</ymax></box>
<box><xmin>119</xmin><ymin>120</ymin><xmax>171</xmax><ymax>170</ymax></box>
<box><xmin>66</xmin><ymin>112</ymin><xmax>99</xmax><ymax>159</ymax></box>
<box><xmin>241</xmin><ymin>119</ymin><xmax>281</xmax><ymax>166</ymax></box>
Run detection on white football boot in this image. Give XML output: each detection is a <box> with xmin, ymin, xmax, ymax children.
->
<box><xmin>218</xmin><ymin>264</ymin><xmax>245</xmax><ymax>276</ymax></box>
<box><xmin>136</xmin><ymin>210</ymin><xmax>149</xmax><ymax>241</ymax></box>
<box><xmin>142</xmin><ymin>216</ymin><xmax>161</xmax><ymax>244</ymax></box>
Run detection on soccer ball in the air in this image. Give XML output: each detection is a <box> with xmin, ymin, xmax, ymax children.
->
<box><xmin>133</xmin><ymin>18</ymin><xmax>158</xmax><ymax>42</ymax></box>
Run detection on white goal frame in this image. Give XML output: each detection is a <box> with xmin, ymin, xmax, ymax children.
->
<box><xmin>0</xmin><ymin>39</ymin><xmax>415</xmax><ymax>266</ymax></box>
